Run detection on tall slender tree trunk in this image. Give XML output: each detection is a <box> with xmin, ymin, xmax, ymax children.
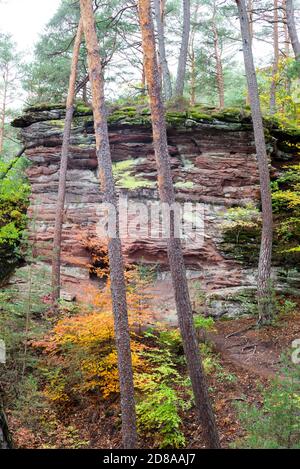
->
<box><xmin>0</xmin><ymin>401</ymin><xmax>13</xmax><ymax>449</ymax></box>
<box><xmin>52</xmin><ymin>20</ymin><xmax>83</xmax><ymax>301</ymax></box>
<box><xmin>138</xmin><ymin>0</ymin><xmax>220</xmax><ymax>448</ymax></box>
<box><xmin>175</xmin><ymin>0</ymin><xmax>191</xmax><ymax>98</ymax></box>
<box><xmin>141</xmin><ymin>64</ymin><xmax>147</xmax><ymax>96</ymax></box>
<box><xmin>236</xmin><ymin>0</ymin><xmax>273</xmax><ymax>325</ymax></box>
<box><xmin>0</xmin><ymin>67</ymin><xmax>8</xmax><ymax>154</ymax></box>
<box><xmin>79</xmin><ymin>0</ymin><xmax>137</xmax><ymax>449</ymax></box>
<box><xmin>82</xmin><ymin>82</ymin><xmax>88</xmax><ymax>104</ymax></box>
<box><xmin>248</xmin><ymin>0</ymin><xmax>254</xmax><ymax>40</ymax></box>
<box><xmin>246</xmin><ymin>0</ymin><xmax>254</xmax><ymax>106</ymax></box>
<box><xmin>189</xmin><ymin>3</ymin><xmax>200</xmax><ymax>106</ymax></box>
<box><xmin>286</xmin><ymin>0</ymin><xmax>300</xmax><ymax>62</ymax></box>
<box><xmin>212</xmin><ymin>2</ymin><xmax>225</xmax><ymax>109</ymax></box>
<box><xmin>283</xmin><ymin>0</ymin><xmax>290</xmax><ymax>57</ymax></box>
<box><xmin>154</xmin><ymin>0</ymin><xmax>172</xmax><ymax>101</ymax></box>
<box><xmin>282</xmin><ymin>0</ymin><xmax>291</xmax><ymax>98</ymax></box>
<box><xmin>270</xmin><ymin>0</ymin><xmax>279</xmax><ymax>114</ymax></box>
<box><xmin>190</xmin><ymin>35</ymin><xmax>196</xmax><ymax>106</ymax></box>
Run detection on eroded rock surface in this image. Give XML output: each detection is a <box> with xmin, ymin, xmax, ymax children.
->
<box><xmin>11</xmin><ymin>104</ymin><xmax>299</xmax><ymax>317</ymax></box>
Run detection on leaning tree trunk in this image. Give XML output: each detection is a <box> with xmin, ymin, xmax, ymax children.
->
<box><xmin>286</xmin><ymin>0</ymin><xmax>300</xmax><ymax>62</ymax></box>
<box><xmin>52</xmin><ymin>20</ymin><xmax>83</xmax><ymax>301</ymax></box>
<box><xmin>270</xmin><ymin>0</ymin><xmax>279</xmax><ymax>114</ymax></box>
<box><xmin>79</xmin><ymin>0</ymin><xmax>137</xmax><ymax>449</ymax></box>
<box><xmin>236</xmin><ymin>0</ymin><xmax>273</xmax><ymax>325</ymax></box>
<box><xmin>153</xmin><ymin>0</ymin><xmax>172</xmax><ymax>101</ymax></box>
<box><xmin>138</xmin><ymin>0</ymin><xmax>220</xmax><ymax>449</ymax></box>
<box><xmin>175</xmin><ymin>0</ymin><xmax>191</xmax><ymax>98</ymax></box>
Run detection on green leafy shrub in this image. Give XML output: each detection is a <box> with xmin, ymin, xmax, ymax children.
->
<box><xmin>235</xmin><ymin>359</ymin><xmax>300</xmax><ymax>448</ymax></box>
<box><xmin>272</xmin><ymin>164</ymin><xmax>300</xmax><ymax>259</ymax></box>
<box><xmin>136</xmin><ymin>328</ymin><xmax>190</xmax><ymax>448</ymax></box>
<box><xmin>277</xmin><ymin>298</ymin><xmax>297</xmax><ymax>318</ymax></box>
<box><xmin>0</xmin><ymin>157</ymin><xmax>30</xmax><ymax>279</ymax></box>
<box><xmin>194</xmin><ymin>314</ymin><xmax>215</xmax><ymax>331</ymax></box>
<box><xmin>136</xmin><ymin>383</ymin><xmax>187</xmax><ymax>448</ymax></box>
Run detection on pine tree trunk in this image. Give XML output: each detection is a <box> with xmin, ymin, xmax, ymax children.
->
<box><xmin>0</xmin><ymin>401</ymin><xmax>13</xmax><ymax>449</ymax></box>
<box><xmin>190</xmin><ymin>39</ymin><xmax>196</xmax><ymax>106</ymax></box>
<box><xmin>79</xmin><ymin>0</ymin><xmax>137</xmax><ymax>449</ymax></box>
<box><xmin>236</xmin><ymin>0</ymin><xmax>273</xmax><ymax>325</ymax></box>
<box><xmin>282</xmin><ymin>0</ymin><xmax>291</xmax><ymax>97</ymax></box>
<box><xmin>153</xmin><ymin>0</ymin><xmax>172</xmax><ymax>101</ymax></box>
<box><xmin>0</xmin><ymin>68</ymin><xmax>8</xmax><ymax>154</ymax></box>
<box><xmin>52</xmin><ymin>20</ymin><xmax>83</xmax><ymax>301</ymax></box>
<box><xmin>212</xmin><ymin>3</ymin><xmax>225</xmax><ymax>110</ymax></box>
<box><xmin>286</xmin><ymin>0</ymin><xmax>300</xmax><ymax>62</ymax></box>
<box><xmin>189</xmin><ymin>3</ymin><xmax>199</xmax><ymax>106</ymax></box>
<box><xmin>82</xmin><ymin>82</ymin><xmax>88</xmax><ymax>104</ymax></box>
<box><xmin>283</xmin><ymin>0</ymin><xmax>290</xmax><ymax>57</ymax></box>
<box><xmin>246</xmin><ymin>0</ymin><xmax>254</xmax><ymax>106</ymax></box>
<box><xmin>175</xmin><ymin>0</ymin><xmax>191</xmax><ymax>98</ymax></box>
<box><xmin>270</xmin><ymin>0</ymin><xmax>279</xmax><ymax>114</ymax></box>
<box><xmin>141</xmin><ymin>65</ymin><xmax>147</xmax><ymax>96</ymax></box>
<box><xmin>138</xmin><ymin>0</ymin><xmax>220</xmax><ymax>448</ymax></box>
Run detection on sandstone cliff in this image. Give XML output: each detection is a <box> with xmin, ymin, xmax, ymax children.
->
<box><xmin>11</xmin><ymin>104</ymin><xmax>300</xmax><ymax>317</ymax></box>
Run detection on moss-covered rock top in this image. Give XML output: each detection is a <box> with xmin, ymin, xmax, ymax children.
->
<box><xmin>12</xmin><ymin>102</ymin><xmax>252</xmax><ymax>127</ymax></box>
<box><xmin>11</xmin><ymin>101</ymin><xmax>300</xmax><ymax>151</ymax></box>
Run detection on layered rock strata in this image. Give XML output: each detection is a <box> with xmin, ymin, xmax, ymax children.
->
<box><xmin>11</xmin><ymin>105</ymin><xmax>299</xmax><ymax>316</ymax></box>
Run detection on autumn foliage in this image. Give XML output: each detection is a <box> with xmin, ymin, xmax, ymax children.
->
<box><xmin>33</xmin><ymin>255</ymin><xmax>155</xmax><ymax>402</ymax></box>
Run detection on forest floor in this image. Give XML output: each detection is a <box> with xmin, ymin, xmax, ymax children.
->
<box><xmin>181</xmin><ymin>311</ymin><xmax>300</xmax><ymax>448</ymax></box>
<box><xmin>8</xmin><ymin>310</ymin><xmax>300</xmax><ymax>449</ymax></box>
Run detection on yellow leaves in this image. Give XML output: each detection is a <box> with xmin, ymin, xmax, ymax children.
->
<box><xmin>79</xmin><ymin>351</ymin><xmax>120</xmax><ymax>398</ymax></box>
<box><xmin>53</xmin><ymin>312</ymin><xmax>115</xmax><ymax>348</ymax></box>
<box><xmin>37</xmin><ymin>309</ymin><xmax>148</xmax><ymax>401</ymax></box>
<box><xmin>272</xmin><ymin>190</ymin><xmax>300</xmax><ymax>210</ymax></box>
<box><xmin>43</xmin><ymin>371</ymin><xmax>69</xmax><ymax>403</ymax></box>
<box><xmin>34</xmin><ymin>263</ymin><xmax>155</xmax><ymax>402</ymax></box>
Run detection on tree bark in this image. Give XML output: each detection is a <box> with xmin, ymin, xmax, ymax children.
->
<box><xmin>153</xmin><ymin>0</ymin><xmax>172</xmax><ymax>101</ymax></box>
<box><xmin>79</xmin><ymin>0</ymin><xmax>137</xmax><ymax>449</ymax></box>
<box><xmin>141</xmin><ymin>64</ymin><xmax>147</xmax><ymax>96</ymax></box>
<box><xmin>246</xmin><ymin>0</ymin><xmax>254</xmax><ymax>106</ymax></box>
<box><xmin>270</xmin><ymin>0</ymin><xmax>279</xmax><ymax>114</ymax></box>
<box><xmin>175</xmin><ymin>0</ymin><xmax>191</xmax><ymax>98</ymax></box>
<box><xmin>236</xmin><ymin>0</ymin><xmax>273</xmax><ymax>325</ymax></box>
<box><xmin>286</xmin><ymin>0</ymin><xmax>300</xmax><ymax>61</ymax></box>
<box><xmin>51</xmin><ymin>20</ymin><xmax>83</xmax><ymax>302</ymax></box>
<box><xmin>190</xmin><ymin>34</ymin><xmax>196</xmax><ymax>106</ymax></box>
<box><xmin>283</xmin><ymin>0</ymin><xmax>290</xmax><ymax>57</ymax></box>
<box><xmin>138</xmin><ymin>0</ymin><xmax>220</xmax><ymax>448</ymax></box>
<box><xmin>0</xmin><ymin>66</ymin><xmax>8</xmax><ymax>154</ymax></box>
<box><xmin>282</xmin><ymin>0</ymin><xmax>292</xmax><ymax>96</ymax></box>
<box><xmin>82</xmin><ymin>82</ymin><xmax>88</xmax><ymax>104</ymax></box>
<box><xmin>0</xmin><ymin>401</ymin><xmax>13</xmax><ymax>449</ymax></box>
<box><xmin>212</xmin><ymin>2</ymin><xmax>225</xmax><ymax>109</ymax></box>
<box><xmin>189</xmin><ymin>2</ymin><xmax>200</xmax><ymax>106</ymax></box>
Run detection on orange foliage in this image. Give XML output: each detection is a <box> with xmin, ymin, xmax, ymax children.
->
<box><xmin>32</xmin><ymin>260</ymin><xmax>155</xmax><ymax>403</ymax></box>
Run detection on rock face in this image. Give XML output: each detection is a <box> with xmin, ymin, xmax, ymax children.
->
<box><xmin>12</xmin><ymin>104</ymin><xmax>299</xmax><ymax>317</ymax></box>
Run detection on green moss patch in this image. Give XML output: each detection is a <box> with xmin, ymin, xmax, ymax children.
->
<box><xmin>24</xmin><ymin>102</ymin><xmax>66</xmax><ymax>112</ymax></box>
<box><xmin>112</xmin><ymin>159</ymin><xmax>155</xmax><ymax>190</ymax></box>
<box><xmin>174</xmin><ymin>181</ymin><xmax>195</xmax><ymax>190</ymax></box>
